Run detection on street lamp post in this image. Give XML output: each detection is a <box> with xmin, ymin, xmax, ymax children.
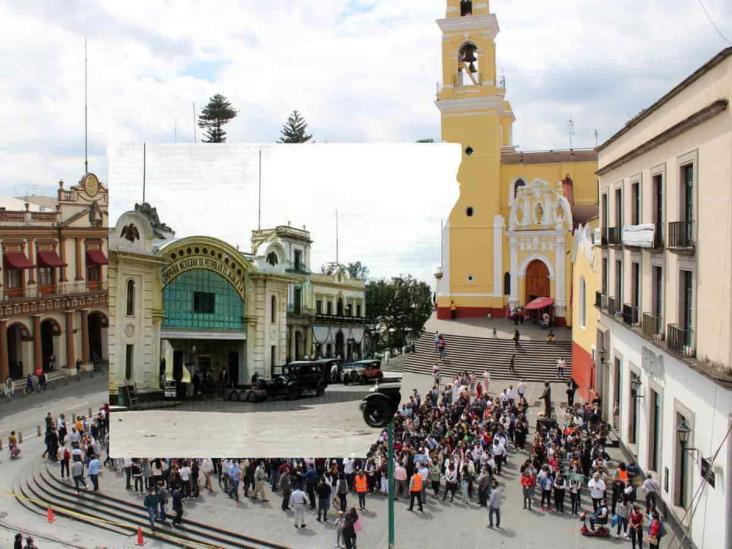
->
<box><xmin>387</xmin><ymin>420</ymin><xmax>395</xmax><ymax>548</ymax></box>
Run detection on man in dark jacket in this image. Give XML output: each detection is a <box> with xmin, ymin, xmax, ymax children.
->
<box><xmin>172</xmin><ymin>487</ymin><xmax>183</xmax><ymax>526</ymax></box>
<box><xmin>316</xmin><ymin>477</ymin><xmax>332</xmax><ymax>522</ymax></box>
<box><xmin>278</xmin><ymin>468</ymin><xmax>292</xmax><ymax>511</ymax></box>
<box><xmin>143</xmin><ymin>487</ymin><xmax>158</xmax><ymax>531</ymax></box>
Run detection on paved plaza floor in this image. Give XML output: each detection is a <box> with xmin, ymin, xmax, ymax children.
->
<box><xmin>425</xmin><ymin>313</ymin><xmax>573</xmax><ymax>341</ymax></box>
<box><xmin>110</xmin><ymin>382</ymin><xmax>385</xmax><ymax>458</ymax></box>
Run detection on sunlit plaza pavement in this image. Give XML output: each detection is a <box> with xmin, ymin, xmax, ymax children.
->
<box><xmin>110</xmin><ymin>381</ymin><xmax>384</xmax><ymax>458</ymax></box>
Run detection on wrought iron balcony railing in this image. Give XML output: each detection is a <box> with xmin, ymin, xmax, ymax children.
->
<box><xmin>607</xmin><ymin>227</ymin><xmax>622</xmax><ymax>245</ymax></box>
<box><xmin>668</xmin><ymin>221</ymin><xmax>694</xmax><ymax>250</ymax></box>
<box><xmin>0</xmin><ymin>280</ymin><xmax>107</xmax><ymax>302</ymax></box>
<box><xmin>667</xmin><ymin>323</ymin><xmax>695</xmax><ymax>358</ymax></box>
<box><xmin>642</xmin><ymin>312</ymin><xmax>664</xmax><ymax>340</ymax></box>
<box><xmin>622</xmin><ymin>304</ymin><xmax>640</xmax><ymax>326</ymax></box>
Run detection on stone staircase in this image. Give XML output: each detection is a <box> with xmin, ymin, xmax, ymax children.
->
<box><xmin>403</xmin><ymin>333</ymin><xmax>572</xmax><ymax>383</ymax></box>
<box><xmin>13</xmin><ymin>460</ymin><xmax>289</xmax><ymax>549</ymax></box>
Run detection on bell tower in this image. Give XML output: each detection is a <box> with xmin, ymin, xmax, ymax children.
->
<box><xmin>436</xmin><ymin>0</ymin><xmax>515</xmax><ymax>318</ymax></box>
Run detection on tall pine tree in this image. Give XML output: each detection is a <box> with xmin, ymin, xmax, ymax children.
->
<box><xmin>198</xmin><ymin>94</ymin><xmax>238</xmax><ymax>143</ymax></box>
<box><xmin>278</xmin><ymin>110</ymin><xmax>312</xmax><ymax>143</ymax></box>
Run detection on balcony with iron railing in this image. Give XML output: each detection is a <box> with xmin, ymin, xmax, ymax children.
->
<box><xmin>652</xmin><ymin>223</ymin><xmax>664</xmax><ymax>249</ymax></box>
<box><xmin>667</xmin><ymin>323</ymin><xmax>695</xmax><ymax>358</ymax></box>
<box><xmin>607</xmin><ymin>296</ymin><xmax>619</xmax><ymax>317</ymax></box>
<box><xmin>642</xmin><ymin>312</ymin><xmax>664</xmax><ymax>341</ymax></box>
<box><xmin>668</xmin><ymin>221</ymin><xmax>694</xmax><ymax>251</ymax></box>
<box><xmin>0</xmin><ymin>280</ymin><xmax>107</xmax><ymax>302</ymax></box>
<box><xmin>607</xmin><ymin>227</ymin><xmax>622</xmax><ymax>246</ymax></box>
<box><xmin>595</xmin><ymin>291</ymin><xmax>603</xmax><ymax>309</ymax></box>
<box><xmin>622</xmin><ymin>304</ymin><xmax>640</xmax><ymax>327</ymax></box>
<box><xmin>314</xmin><ymin>313</ymin><xmax>367</xmax><ymax>325</ymax></box>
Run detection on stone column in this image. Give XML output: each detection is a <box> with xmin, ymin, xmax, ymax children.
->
<box><xmin>0</xmin><ymin>319</ymin><xmax>8</xmax><ymax>381</ymax></box>
<box><xmin>59</xmin><ymin>237</ymin><xmax>68</xmax><ymax>282</ymax></box>
<box><xmin>32</xmin><ymin>315</ymin><xmax>42</xmax><ymax>372</ymax></box>
<box><xmin>554</xmin><ymin>235</ymin><xmax>566</xmax><ymax>317</ymax></box>
<box><xmin>80</xmin><ymin>309</ymin><xmax>90</xmax><ymax>363</ymax></box>
<box><xmin>28</xmin><ymin>239</ymin><xmax>36</xmax><ymax>285</ymax></box>
<box><xmin>492</xmin><ymin>215</ymin><xmax>504</xmax><ymax>297</ymax></box>
<box><xmin>75</xmin><ymin>237</ymin><xmax>83</xmax><ymax>281</ymax></box>
<box><xmin>64</xmin><ymin>310</ymin><xmax>75</xmax><ymax>369</ymax></box>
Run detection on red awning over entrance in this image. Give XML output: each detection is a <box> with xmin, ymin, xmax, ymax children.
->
<box><xmin>37</xmin><ymin>250</ymin><xmax>64</xmax><ymax>267</ymax></box>
<box><xmin>525</xmin><ymin>296</ymin><xmax>554</xmax><ymax>310</ymax></box>
<box><xmin>86</xmin><ymin>250</ymin><xmax>108</xmax><ymax>265</ymax></box>
<box><xmin>3</xmin><ymin>252</ymin><xmax>34</xmax><ymax>269</ymax></box>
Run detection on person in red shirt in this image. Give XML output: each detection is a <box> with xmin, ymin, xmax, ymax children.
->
<box><xmin>520</xmin><ymin>470</ymin><xmax>536</xmax><ymax>510</ymax></box>
<box><xmin>628</xmin><ymin>505</ymin><xmax>644</xmax><ymax>549</ymax></box>
<box><xmin>647</xmin><ymin>511</ymin><xmax>662</xmax><ymax>547</ymax></box>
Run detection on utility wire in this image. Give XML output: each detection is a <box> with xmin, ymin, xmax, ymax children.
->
<box><xmin>695</xmin><ymin>0</ymin><xmax>731</xmax><ymax>45</ymax></box>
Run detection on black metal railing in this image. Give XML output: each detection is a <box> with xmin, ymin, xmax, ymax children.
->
<box><xmin>314</xmin><ymin>313</ymin><xmax>367</xmax><ymax>325</ymax></box>
<box><xmin>607</xmin><ymin>227</ymin><xmax>622</xmax><ymax>245</ymax></box>
<box><xmin>667</xmin><ymin>323</ymin><xmax>695</xmax><ymax>357</ymax></box>
<box><xmin>622</xmin><ymin>304</ymin><xmax>640</xmax><ymax>326</ymax></box>
<box><xmin>642</xmin><ymin>313</ymin><xmax>664</xmax><ymax>340</ymax></box>
<box><xmin>607</xmin><ymin>296</ymin><xmax>619</xmax><ymax>316</ymax></box>
<box><xmin>668</xmin><ymin>221</ymin><xmax>694</xmax><ymax>249</ymax></box>
<box><xmin>595</xmin><ymin>291</ymin><xmax>603</xmax><ymax>308</ymax></box>
<box><xmin>601</xmin><ymin>228</ymin><xmax>609</xmax><ymax>246</ymax></box>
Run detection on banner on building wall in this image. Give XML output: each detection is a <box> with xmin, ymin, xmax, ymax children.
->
<box><xmin>622</xmin><ymin>224</ymin><xmax>655</xmax><ymax>248</ymax></box>
<box><xmin>161</xmin><ymin>255</ymin><xmax>246</xmax><ymax>300</ymax></box>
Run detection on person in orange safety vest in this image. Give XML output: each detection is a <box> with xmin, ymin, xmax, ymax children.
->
<box><xmin>408</xmin><ymin>471</ymin><xmax>424</xmax><ymax>512</ymax></box>
<box><xmin>355</xmin><ymin>470</ymin><xmax>368</xmax><ymax>511</ymax></box>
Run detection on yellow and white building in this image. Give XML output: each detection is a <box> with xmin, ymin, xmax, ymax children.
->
<box><xmin>434</xmin><ymin>0</ymin><xmax>598</xmax><ymax>325</ymax></box>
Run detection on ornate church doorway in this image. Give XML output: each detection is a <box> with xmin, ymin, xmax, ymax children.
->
<box><xmin>525</xmin><ymin>259</ymin><xmax>550</xmax><ymax>303</ymax></box>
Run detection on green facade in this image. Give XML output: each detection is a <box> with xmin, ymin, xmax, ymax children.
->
<box><xmin>162</xmin><ymin>269</ymin><xmax>245</xmax><ymax>331</ymax></box>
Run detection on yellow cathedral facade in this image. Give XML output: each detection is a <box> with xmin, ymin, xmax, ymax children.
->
<box><xmin>435</xmin><ymin>0</ymin><xmax>598</xmax><ymax>326</ymax></box>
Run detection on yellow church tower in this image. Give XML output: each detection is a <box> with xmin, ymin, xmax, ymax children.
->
<box><xmin>435</xmin><ymin>0</ymin><xmax>599</xmax><ymax>325</ymax></box>
<box><xmin>436</xmin><ymin>0</ymin><xmax>516</xmax><ymax>318</ymax></box>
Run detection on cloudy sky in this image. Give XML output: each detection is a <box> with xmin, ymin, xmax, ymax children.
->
<box><xmin>0</xmin><ymin>0</ymin><xmax>730</xmax><ymax>275</ymax></box>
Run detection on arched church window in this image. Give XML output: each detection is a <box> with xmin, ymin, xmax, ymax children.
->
<box><xmin>460</xmin><ymin>0</ymin><xmax>472</xmax><ymax>16</ymax></box>
<box><xmin>513</xmin><ymin>178</ymin><xmax>526</xmax><ymax>200</ymax></box>
<box><xmin>503</xmin><ymin>272</ymin><xmax>511</xmax><ymax>296</ymax></box>
<box><xmin>126</xmin><ymin>280</ymin><xmax>135</xmax><ymax>316</ymax></box>
<box><xmin>458</xmin><ymin>43</ymin><xmax>479</xmax><ymax>86</ymax></box>
<box><xmin>266</xmin><ymin>251</ymin><xmax>278</xmax><ymax>266</ymax></box>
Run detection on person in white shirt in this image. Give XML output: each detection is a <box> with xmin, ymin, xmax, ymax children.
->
<box><xmin>587</xmin><ymin>472</ymin><xmax>606</xmax><ymax>510</ymax></box>
<box><xmin>642</xmin><ymin>474</ymin><xmax>660</xmax><ymax>512</ymax></box>
<box><xmin>290</xmin><ymin>487</ymin><xmax>309</xmax><ymax>528</ymax></box>
<box><xmin>482</xmin><ymin>370</ymin><xmax>490</xmax><ymax>395</ymax></box>
<box><xmin>556</xmin><ymin>358</ymin><xmax>566</xmax><ymax>378</ymax></box>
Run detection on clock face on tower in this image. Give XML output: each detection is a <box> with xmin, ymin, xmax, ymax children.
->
<box><xmin>84</xmin><ymin>173</ymin><xmax>99</xmax><ymax>197</ymax></box>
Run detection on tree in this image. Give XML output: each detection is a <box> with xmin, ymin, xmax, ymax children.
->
<box><xmin>365</xmin><ymin>275</ymin><xmax>432</xmax><ymax>352</ymax></box>
<box><xmin>346</xmin><ymin>261</ymin><xmax>369</xmax><ymax>281</ymax></box>
<box><xmin>416</xmin><ymin>138</ymin><xmax>434</xmax><ymax>143</ymax></box>
<box><xmin>278</xmin><ymin>110</ymin><xmax>312</xmax><ymax>143</ymax></box>
<box><xmin>198</xmin><ymin>94</ymin><xmax>238</xmax><ymax>143</ymax></box>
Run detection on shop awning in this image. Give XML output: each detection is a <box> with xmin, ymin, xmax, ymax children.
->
<box><xmin>37</xmin><ymin>250</ymin><xmax>64</xmax><ymax>267</ymax></box>
<box><xmin>3</xmin><ymin>252</ymin><xmax>34</xmax><ymax>269</ymax></box>
<box><xmin>525</xmin><ymin>296</ymin><xmax>554</xmax><ymax>310</ymax></box>
<box><xmin>86</xmin><ymin>250</ymin><xmax>108</xmax><ymax>265</ymax></box>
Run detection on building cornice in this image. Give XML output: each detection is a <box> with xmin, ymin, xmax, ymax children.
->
<box><xmin>436</xmin><ymin>14</ymin><xmax>498</xmax><ymax>37</ymax></box>
<box><xmin>435</xmin><ymin>95</ymin><xmax>505</xmax><ymax>116</ymax></box>
<box><xmin>597</xmin><ymin>99</ymin><xmax>728</xmax><ymax>176</ymax></box>
<box><xmin>0</xmin><ymin>292</ymin><xmax>107</xmax><ymax>317</ymax></box>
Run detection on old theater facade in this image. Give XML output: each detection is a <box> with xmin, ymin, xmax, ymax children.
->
<box><xmin>0</xmin><ymin>173</ymin><xmax>109</xmax><ymax>383</ymax></box>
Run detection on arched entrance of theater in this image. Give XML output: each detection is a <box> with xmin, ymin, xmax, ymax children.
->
<box><xmin>525</xmin><ymin>259</ymin><xmax>550</xmax><ymax>303</ymax></box>
<box><xmin>40</xmin><ymin>319</ymin><xmax>62</xmax><ymax>371</ymax></box>
<box><xmin>7</xmin><ymin>323</ymin><xmax>30</xmax><ymax>379</ymax></box>
<box><xmin>88</xmin><ymin>311</ymin><xmax>108</xmax><ymax>363</ymax></box>
<box><xmin>335</xmin><ymin>331</ymin><xmax>345</xmax><ymax>360</ymax></box>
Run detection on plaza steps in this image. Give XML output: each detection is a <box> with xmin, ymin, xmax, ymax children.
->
<box><xmin>14</xmin><ymin>461</ymin><xmax>290</xmax><ymax>549</ymax></box>
<box><xmin>403</xmin><ymin>333</ymin><xmax>572</xmax><ymax>383</ymax></box>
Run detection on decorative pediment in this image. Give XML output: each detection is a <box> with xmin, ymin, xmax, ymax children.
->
<box><xmin>508</xmin><ymin>178</ymin><xmax>573</xmax><ymax>230</ymax></box>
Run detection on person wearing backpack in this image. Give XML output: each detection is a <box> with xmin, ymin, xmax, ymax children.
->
<box><xmin>647</xmin><ymin>511</ymin><xmax>664</xmax><ymax>547</ymax></box>
<box><xmin>336</xmin><ymin>473</ymin><xmax>349</xmax><ymax>512</ymax></box>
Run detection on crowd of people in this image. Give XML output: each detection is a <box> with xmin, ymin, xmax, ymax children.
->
<box><xmin>371</xmin><ymin>370</ymin><xmax>668</xmax><ymax>547</ymax></box>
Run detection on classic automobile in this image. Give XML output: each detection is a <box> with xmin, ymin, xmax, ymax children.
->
<box><xmin>340</xmin><ymin>359</ymin><xmax>383</xmax><ymax>385</ymax></box>
<box><xmin>261</xmin><ymin>358</ymin><xmax>337</xmax><ymax>400</ymax></box>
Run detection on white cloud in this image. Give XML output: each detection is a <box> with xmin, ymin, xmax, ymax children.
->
<box><xmin>109</xmin><ymin>142</ymin><xmax>460</xmax><ymax>283</ymax></box>
<box><xmin>1</xmin><ymin>0</ymin><xmax>730</xmax><ymax>273</ymax></box>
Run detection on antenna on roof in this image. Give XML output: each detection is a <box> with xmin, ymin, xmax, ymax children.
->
<box><xmin>568</xmin><ymin>116</ymin><xmax>575</xmax><ymax>150</ymax></box>
<box><xmin>84</xmin><ymin>36</ymin><xmax>88</xmax><ymax>174</ymax></box>
<box><xmin>142</xmin><ymin>142</ymin><xmax>146</xmax><ymax>204</ymax></box>
<box><xmin>257</xmin><ymin>149</ymin><xmax>262</xmax><ymax>230</ymax></box>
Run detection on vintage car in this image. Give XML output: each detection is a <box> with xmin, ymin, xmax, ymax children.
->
<box><xmin>260</xmin><ymin>358</ymin><xmax>337</xmax><ymax>400</ymax></box>
<box><xmin>340</xmin><ymin>359</ymin><xmax>383</xmax><ymax>385</ymax></box>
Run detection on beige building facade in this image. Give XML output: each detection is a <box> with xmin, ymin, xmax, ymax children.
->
<box><xmin>596</xmin><ymin>48</ymin><xmax>732</xmax><ymax>549</ymax></box>
<box><xmin>0</xmin><ymin>173</ymin><xmax>108</xmax><ymax>382</ymax></box>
